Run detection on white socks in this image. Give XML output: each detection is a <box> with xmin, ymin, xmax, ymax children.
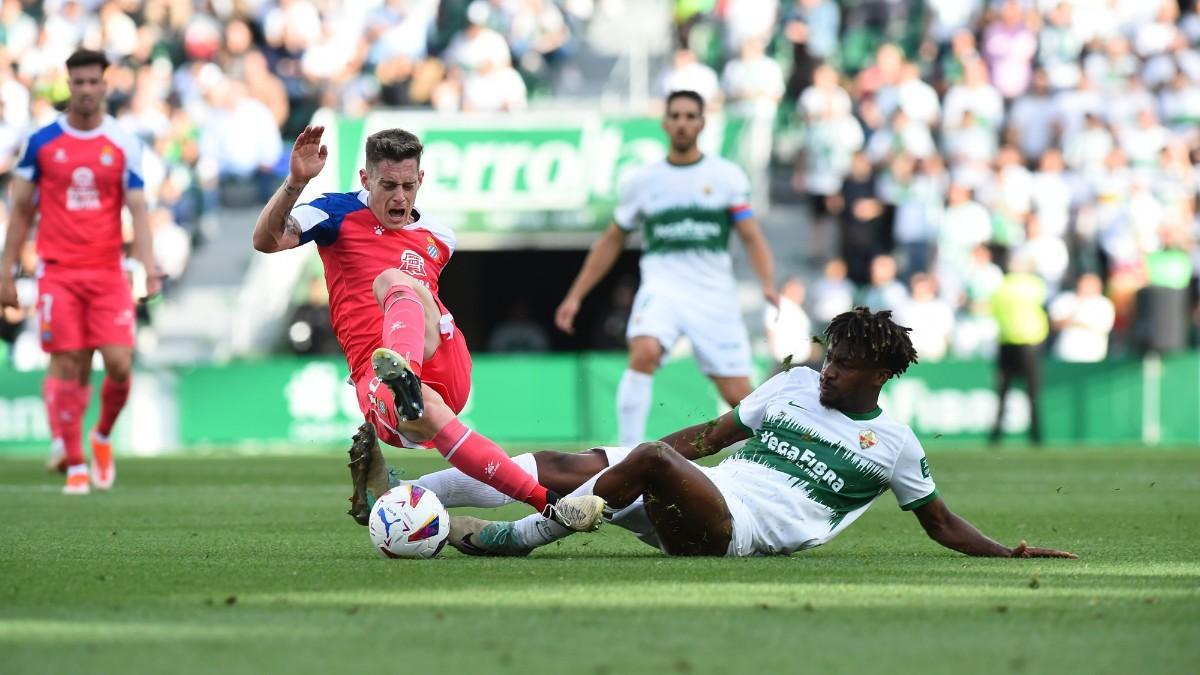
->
<box><xmin>616</xmin><ymin>369</ymin><xmax>654</xmax><ymax>447</ymax></box>
<box><xmin>512</xmin><ymin>469</ymin><xmax>607</xmax><ymax>548</ymax></box>
<box><xmin>509</xmin><ymin>446</ymin><xmax>632</xmax><ymax>549</ymax></box>
<box><xmin>414</xmin><ymin>452</ymin><xmax>538</xmax><ymax>508</ymax></box>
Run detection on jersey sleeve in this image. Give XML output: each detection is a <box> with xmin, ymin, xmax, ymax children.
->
<box><xmin>733</xmin><ymin>368</ymin><xmax>805</xmax><ymax>431</ymax></box>
<box><xmin>891</xmin><ymin>430</ymin><xmax>939</xmax><ymax>511</ymax></box>
<box><xmin>14</xmin><ymin>127</ymin><xmax>52</xmax><ymax>182</ymax></box>
<box><xmin>612</xmin><ymin>170</ymin><xmax>641</xmax><ymax>232</ymax></box>
<box><xmin>727</xmin><ymin>163</ymin><xmax>753</xmax><ymax>223</ymax></box>
<box><xmin>108</xmin><ymin>126</ymin><xmax>146</xmax><ymax>190</ymax></box>
<box><xmin>121</xmin><ymin>136</ymin><xmax>145</xmax><ymax>190</ymax></box>
<box><xmin>292</xmin><ymin>192</ymin><xmax>359</xmax><ymax>246</ymax></box>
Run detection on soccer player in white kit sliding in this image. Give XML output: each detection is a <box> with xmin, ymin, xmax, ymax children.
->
<box><xmin>554</xmin><ymin>89</ymin><xmax>778</xmax><ymax>447</ymax></box>
<box><xmin>382</xmin><ymin>308</ymin><xmax>1075</xmax><ymax>560</ymax></box>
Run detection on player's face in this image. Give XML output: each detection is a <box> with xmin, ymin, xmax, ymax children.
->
<box><xmin>662</xmin><ymin>98</ymin><xmax>704</xmax><ymax>153</ymax></box>
<box><xmin>818</xmin><ymin>342</ymin><xmax>887</xmax><ymax>410</ymax></box>
<box><xmin>361</xmin><ymin>158</ymin><xmax>423</xmax><ymax>230</ymax></box>
<box><xmin>67</xmin><ymin>64</ymin><xmax>107</xmax><ymax>117</ymax></box>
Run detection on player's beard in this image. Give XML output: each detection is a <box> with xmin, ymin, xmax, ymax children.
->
<box><xmin>670</xmin><ymin>131</ymin><xmax>698</xmax><ymax>155</ymax></box>
<box><xmin>70</xmin><ymin>97</ymin><xmax>102</xmax><ymax>120</ymax></box>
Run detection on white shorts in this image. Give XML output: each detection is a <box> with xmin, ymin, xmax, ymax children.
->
<box><xmin>626</xmin><ymin>284</ymin><xmax>752</xmax><ymax>377</ymax></box>
<box><xmin>604</xmin><ymin>462</ymin><xmax>758</xmax><ymax>557</ymax></box>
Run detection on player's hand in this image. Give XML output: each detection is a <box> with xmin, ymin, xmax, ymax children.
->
<box><xmin>289</xmin><ymin>125</ymin><xmax>328</xmax><ymax>184</ymax></box>
<box><xmin>1010</xmin><ymin>540</ymin><xmax>1078</xmax><ymax>559</ymax></box>
<box><xmin>555</xmin><ymin>296</ymin><xmax>580</xmax><ymax>335</ymax></box>
<box><xmin>762</xmin><ymin>285</ymin><xmax>779</xmax><ymax>307</ymax></box>
<box><xmin>138</xmin><ymin>259</ymin><xmax>164</xmax><ymax>303</ymax></box>
<box><xmin>0</xmin><ymin>275</ymin><xmax>17</xmax><ymax>309</ymax></box>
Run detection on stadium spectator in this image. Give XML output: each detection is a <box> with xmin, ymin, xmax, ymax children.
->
<box><xmin>859</xmin><ymin>254</ymin><xmax>909</xmax><ymax>313</ymax></box>
<box><xmin>1006</xmin><ymin>69</ymin><xmax>1057</xmax><ymax>163</ymax></box>
<box><xmin>722</xmin><ymin>36</ymin><xmax>784</xmax><ymax>208</ymax></box>
<box><xmin>149</xmin><ymin>206</ymin><xmax>191</xmax><ymax>282</ymax></box>
<box><xmin>764</xmin><ymin>276</ymin><xmax>814</xmax><ymax>369</ymax></box>
<box><xmin>461</xmin><ymin>57</ymin><xmax>528</xmax><ymax>112</ymax></box>
<box><xmin>808</xmin><ymin>257</ymin><xmax>855</xmax><ymax>328</ymax></box>
<box><xmin>984</xmin><ymin>0</ymin><xmax>1037</xmax><ymax>100</ymax></box>
<box><xmin>443</xmin><ymin>2</ymin><xmax>513</xmax><ymax>72</ymax></box>
<box><xmin>781</xmin><ymin>0</ymin><xmax>840</xmax><ymax>98</ymax></box>
<box><xmin>198</xmin><ymin>77</ymin><xmax>285</xmax><ymax>205</ymax></box>
<box><xmin>897</xmin><ymin>272</ymin><xmax>955</xmax><ymax>363</ymax></box>
<box><xmin>1049</xmin><ymin>273</ymin><xmax>1116</xmax><ymax>362</ymax></box>
<box><xmin>838</xmin><ymin>151</ymin><xmax>884</xmax><ymax>284</ymax></box>
<box><xmin>656</xmin><ymin>47</ymin><xmax>722</xmax><ymax>107</ymax></box>
<box><xmin>286</xmin><ymin>276</ymin><xmax>338</xmax><ymax>356</ymax></box>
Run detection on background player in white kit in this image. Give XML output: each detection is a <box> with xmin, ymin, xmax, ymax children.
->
<box><xmin>554</xmin><ymin>90</ymin><xmax>777</xmax><ymax>447</ymax></box>
<box><xmin>414</xmin><ymin>308</ymin><xmax>1075</xmax><ymax>560</ymax></box>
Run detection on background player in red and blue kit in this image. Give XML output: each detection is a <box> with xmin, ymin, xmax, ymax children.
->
<box><xmin>0</xmin><ymin>49</ymin><xmax>160</xmax><ymax>495</ymax></box>
<box><xmin>252</xmin><ymin>126</ymin><xmax>604</xmax><ymax>532</ymax></box>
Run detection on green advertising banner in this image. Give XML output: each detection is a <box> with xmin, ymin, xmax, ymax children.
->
<box><xmin>311</xmin><ymin>111</ymin><xmax>751</xmax><ymax>233</ymax></box>
<box><xmin>1</xmin><ymin>354</ymin><xmax>1197</xmax><ymax>456</ymax></box>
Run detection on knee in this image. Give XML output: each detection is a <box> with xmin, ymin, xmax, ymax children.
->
<box><xmin>372</xmin><ymin>269</ymin><xmax>420</xmax><ymax>302</ymax></box>
<box><xmin>52</xmin><ymin>351</ymin><xmax>89</xmax><ymax>379</ymax></box>
<box><xmin>628</xmin><ymin>347</ymin><xmax>660</xmax><ymax>374</ymax></box>
<box><xmin>628</xmin><ymin>441</ymin><xmax>676</xmax><ymax>470</ymax></box>
<box><xmin>105</xmin><ymin>358</ymin><xmax>133</xmax><ymax>381</ymax></box>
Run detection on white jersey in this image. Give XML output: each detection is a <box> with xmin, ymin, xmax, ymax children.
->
<box><xmin>614</xmin><ymin>155</ymin><xmax>753</xmax><ymax>295</ymax></box>
<box><xmin>721</xmin><ymin>366</ymin><xmax>938</xmax><ymax>554</ymax></box>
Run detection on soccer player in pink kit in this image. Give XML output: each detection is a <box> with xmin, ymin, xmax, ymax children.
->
<box><xmin>252</xmin><ymin>125</ymin><xmax>603</xmax><ymax>532</ymax></box>
<box><xmin>0</xmin><ymin>50</ymin><xmax>160</xmax><ymax>495</ymax></box>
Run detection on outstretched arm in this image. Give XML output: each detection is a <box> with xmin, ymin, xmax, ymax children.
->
<box><xmin>658</xmin><ymin>411</ymin><xmax>750</xmax><ymax>461</ymax></box>
<box><xmin>252</xmin><ymin>125</ymin><xmax>327</xmax><ymax>253</ymax></box>
<box><xmin>554</xmin><ymin>222</ymin><xmax>629</xmax><ymax>334</ymax></box>
<box><xmin>913</xmin><ymin>497</ymin><xmax>1077</xmax><ymax>558</ymax></box>
<box><xmin>734</xmin><ymin>216</ymin><xmax>778</xmax><ymax>306</ymax></box>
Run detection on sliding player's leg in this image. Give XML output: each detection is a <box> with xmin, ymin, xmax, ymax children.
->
<box><xmin>358</xmin><ymin>364</ymin><xmax>605</xmax><ymax>531</ymax></box>
<box><xmin>447</xmin><ymin>445</ymin><xmax>726</xmax><ymax>557</ymax></box>
<box><xmin>347</xmin><ymin>428</ymin><xmax>614</xmax><ymax>527</ymax></box>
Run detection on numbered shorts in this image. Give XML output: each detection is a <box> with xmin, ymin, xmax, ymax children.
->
<box><xmin>626</xmin><ymin>285</ymin><xmax>752</xmax><ymax>377</ymax></box>
<box><xmin>354</xmin><ymin>328</ymin><xmax>473</xmax><ymax>448</ymax></box>
<box><xmin>36</xmin><ymin>267</ymin><xmax>135</xmax><ymax>352</ymax></box>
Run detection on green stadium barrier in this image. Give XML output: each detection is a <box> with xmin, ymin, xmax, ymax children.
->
<box><xmin>1</xmin><ymin>353</ymin><xmax>1197</xmax><ymax>455</ymax></box>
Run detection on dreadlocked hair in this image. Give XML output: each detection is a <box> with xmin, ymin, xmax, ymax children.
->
<box><xmin>823</xmin><ymin>307</ymin><xmax>919</xmax><ymax>378</ymax></box>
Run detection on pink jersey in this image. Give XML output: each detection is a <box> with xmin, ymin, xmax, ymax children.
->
<box><xmin>292</xmin><ymin>190</ymin><xmax>458</xmax><ymax>382</ymax></box>
<box><xmin>15</xmin><ymin>115</ymin><xmax>145</xmax><ymax>270</ymax></box>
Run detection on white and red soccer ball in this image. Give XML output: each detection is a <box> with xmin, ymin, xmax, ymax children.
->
<box><xmin>368</xmin><ymin>484</ymin><xmax>449</xmax><ymax>559</ymax></box>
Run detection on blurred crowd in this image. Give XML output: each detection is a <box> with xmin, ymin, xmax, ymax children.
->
<box><xmin>0</xmin><ymin>0</ymin><xmax>598</xmax><ymax>366</ymax></box>
<box><xmin>666</xmin><ymin>0</ymin><xmax>1200</xmax><ymax>363</ymax></box>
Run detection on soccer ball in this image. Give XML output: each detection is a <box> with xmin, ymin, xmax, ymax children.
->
<box><xmin>368</xmin><ymin>484</ymin><xmax>450</xmax><ymax>559</ymax></box>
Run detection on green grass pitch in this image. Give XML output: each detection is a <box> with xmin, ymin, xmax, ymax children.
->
<box><xmin>1</xmin><ymin>448</ymin><xmax>1198</xmax><ymax>674</ymax></box>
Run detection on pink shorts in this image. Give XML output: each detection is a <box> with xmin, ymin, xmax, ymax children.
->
<box><xmin>354</xmin><ymin>330</ymin><xmax>473</xmax><ymax>448</ymax></box>
<box><xmin>36</xmin><ymin>266</ymin><xmax>135</xmax><ymax>352</ymax></box>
